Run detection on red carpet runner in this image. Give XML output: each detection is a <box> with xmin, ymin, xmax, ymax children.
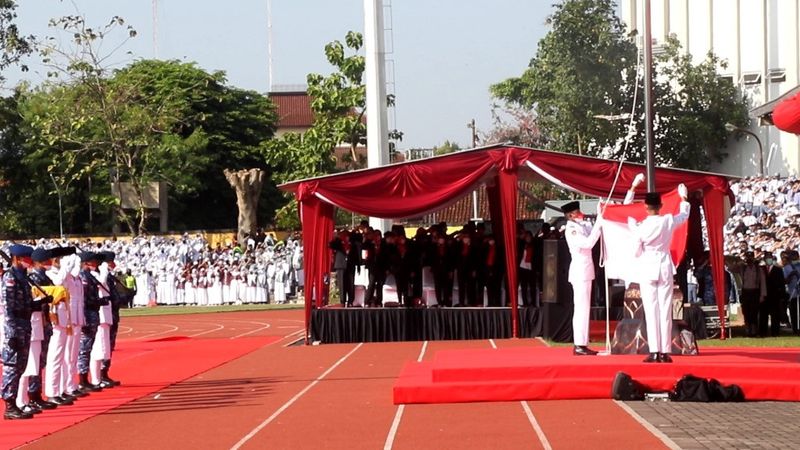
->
<box><xmin>394</xmin><ymin>346</ymin><xmax>800</xmax><ymax>404</ymax></box>
<box><xmin>0</xmin><ymin>335</ymin><xmax>277</xmax><ymax>448</ymax></box>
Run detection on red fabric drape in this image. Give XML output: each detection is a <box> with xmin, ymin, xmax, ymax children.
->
<box><xmin>294</xmin><ymin>151</ymin><xmax>498</xmax><ymax>219</ymax></box>
<box><xmin>299</xmin><ymin>189</ymin><xmax>335</xmax><ymax>343</ymax></box>
<box><xmin>773</xmin><ymin>93</ymin><xmax>800</xmax><ymax>134</ymax></box>
<box><xmin>526</xmin><ymin>151</ymin><xmax>729</xmax><ymax>201</ymax></box>
<box><xmin>702</xmin><ymin>188</ymin><xmax>729</xmax><ymax>339</ymax></box>
<box><xmin>489</xmin><ymin>151</ymin><xmax>523</xmax><ymax>338</ymax></box>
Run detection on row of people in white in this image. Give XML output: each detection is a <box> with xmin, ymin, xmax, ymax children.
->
<box><xmin>129</xmin><ymin>260</ymin><xmax>295</xmax><ymax>306</ymax></box>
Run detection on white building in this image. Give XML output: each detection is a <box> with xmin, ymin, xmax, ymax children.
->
<box><xmin>620</xmin><ymin>0</ymin><xmax>800</xmax><ymax>177</ymax></box>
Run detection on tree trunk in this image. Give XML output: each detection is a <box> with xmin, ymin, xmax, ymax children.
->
<box><xmin>224</xmin><ymin>168</ymin><xmax>265</xmax><ymax>244</ymax></box>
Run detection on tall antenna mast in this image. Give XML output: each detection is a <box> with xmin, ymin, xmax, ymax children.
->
<box><xmin>152</xmin><ymin>0</ymin><xmax>159</xmax><ymax>58</ymax></box>
<box><xmin>267</xmin><ymin>0</ymin><xmax>273</xmax><ymax>91</ymax></box>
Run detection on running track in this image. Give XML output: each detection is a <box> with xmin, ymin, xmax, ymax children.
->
<box><xmin>20</xmin><ymin>309</ymin><xmax>670</xmax><ymax>449</ymax></box>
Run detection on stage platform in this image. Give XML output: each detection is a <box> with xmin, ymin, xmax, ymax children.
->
<box><xmin>311</xmin><ymin>305</ymin><xmax>623</xmax><ymax>344</ymax></box>
<box><xmin>393</xmin><ymin>346</ymin><xmax>800</xmax><ymax>404</ymax></box>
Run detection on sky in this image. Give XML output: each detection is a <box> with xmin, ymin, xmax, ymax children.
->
<box><xmin>9</xmin><ymin>0</ymin><xmax>555</xmax><ymax>150</ymax></box>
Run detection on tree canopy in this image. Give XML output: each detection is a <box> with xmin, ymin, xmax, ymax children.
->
<box><xmin>491</xmin><ymin>0</ymin><xmax>748</xmax><ymax>171</ymax></box>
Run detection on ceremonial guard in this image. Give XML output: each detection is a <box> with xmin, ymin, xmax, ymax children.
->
<box><xmin>45</xmin><ymin>253</ymin><xmax>77</xmax><ymax>405</ymax></box>
<box><xmin>562</xmin><ymin>202</ymin><xmax>603</xmax><ymax>356</ymax></box>
<box><xmin>77</xmin><ymin>252</ymin><xmax>107</xmax><ymax>392</ymax></box>
<box><xmin>20</xmin><ymin>248</ymin><xmax>59</xmax><ymax>411</ymax></box>
<box><xmin>3</xmin><ymin>244</ymin><xmax>46</xmax><ymax>420</ymax></box>
<box><xmin>98</xmin><ymin>251</ymin><xmax>121</xmax><ymax>387</ymax></box>
<box><xmin>627</xmin><ymin>185</ymin><xmax>690</xmax><ymax>363</ymax></box>
<box><xmin>62</xmin><ymin>254</ymin><xmax>86</xmax><ymax>398</ymax></box>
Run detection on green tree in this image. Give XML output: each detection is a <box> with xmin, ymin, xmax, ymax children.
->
<box><xmin>637</xmin><ymin>37</ymin><xmax>749</xmax><ymax>168</ymax></box>
<box><xmin>266</xmin><ymin>31</ymin><xmax>401</xmax><ymax>229</ymax></box>
<box><xmin>432</xmin><ymin>140</ymin><xmax>461</xmax><ymax>156</ymax></box>
<box><xmin>491</xmin><ymin>0</ymin><xmax>749</xmax><ymax>171</ymax></box>
<box><xmin>0</xmin><ymin>0</ymin><xmax>32</xmax><ymax>85</ymax></box>
<box><xmin>491</xmin><ymin>0</ymin><xmax>635</xmax><ymax>156</ymax></box>
<box><xmin>22</xmin><ymin>15</ymin><xmax>277</xmax><ymax>235</ymax></box>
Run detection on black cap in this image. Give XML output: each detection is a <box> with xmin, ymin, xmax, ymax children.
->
<box><xmin>79</xmin><ymin>252</ymin><xmax>99</xmax><ymax>262</ymax></box>
<box><xmin>31</xmin><ymin>248</ymin><xmax>51</xmax><ymax>262</ymax></box>
<box><xmin>561</xmin><ymin>201</ymin><xmax>580</xmax><ymax>214</ymax></box>
<box><xmin>49</xmin><ymin>246</ymin><xmax>77</xmax><ymax>258</ymax></box>
<box><xmin>98</xmin><ymin>251</ymin><xmax>116</xmax><ymax>263</ymax></box>
<box><xmin>645</xmin><ymin>192</ymin><xmax>662</xmax><ymax>207</ymax></box>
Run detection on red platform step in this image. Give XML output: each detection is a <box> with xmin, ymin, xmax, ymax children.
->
<box><xmin>393</xmin><ymin>346</ymin><xmax>800</xmax><ymax>404</ymax></box>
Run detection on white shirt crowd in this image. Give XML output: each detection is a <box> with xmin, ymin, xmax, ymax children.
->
<box><xmin>1</xmin><ymin>234</ymin><xmax>305</xmax><ymax>307</ymax></box>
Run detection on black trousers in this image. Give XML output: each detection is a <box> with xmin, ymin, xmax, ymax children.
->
<box><xmin>518</xmin><ymin>268</ymin><xmax>536</xmax><ymax>307</ymax></box>
<box><xmin>433</xmin><ymin>269</ymin><xmax>453</xmax><ymax>307</ymax></box>
<box><xmin>758</xmin><ymin>298</ymin><xmax>782</xmax><ymax>337</ymax></box>
<box><xmin>741</xmin><ymin>288</ymin><xmax>761</xmax><ymax>336</ymax></box>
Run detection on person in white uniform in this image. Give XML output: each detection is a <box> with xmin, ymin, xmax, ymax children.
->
<box><xmin>562</xmin><ymin>201</ymin><xmax>603</xmax><ymax>356</ymax></box>
<box><xmin>627</xmin><ymin>185</ymin><xmax>690</xmax><ymax>363</ymax></box>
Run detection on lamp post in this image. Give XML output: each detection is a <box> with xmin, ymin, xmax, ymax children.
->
<box><xmin>49</xmin><ymin>173</ymin><xmax>64</xmax><ymax>239</ymax></box>
<box><xmin>725</xmin><ymin>123</ymin><xmax>764</xmax><ymax>176</ymax></box>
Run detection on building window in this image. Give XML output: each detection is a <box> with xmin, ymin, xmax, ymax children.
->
<box><xmin>768</xmin><ymin>68</ymin><xmax>786</xmax><ymax>83</ymax></box>
<box><xmin>741</xmin><ymin>73</ymin><xmax>762</xmax><ymax>85</ymax></box>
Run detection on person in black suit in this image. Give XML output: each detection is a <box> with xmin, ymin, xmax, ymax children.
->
<box><xmin>761</xmin><ymin>254</ymin><xmax>786</xmax><ymax>337</ymax></box>
<box><xmin>517</xmin><ymin>230</ymin><xmax>536</xmax><ymax>307</ymax></box>
<box><xmin>430</xmin><ymin>228</ymin><xmax>455</xmax><ymax>307</ymax></box>
<box><xmin>362</xmin><ymin>230</ymin><xmax>385</xmax><ymax>307</ymax></box>
<box><xmin>455</xmin><ymin>232</ymin><xmax>480</xmax><ymax>306</ymax></box>
<box><xmin>479</xmin><ymin>234</ymin><xmax>503</xmax><ymax>307</ymax></box>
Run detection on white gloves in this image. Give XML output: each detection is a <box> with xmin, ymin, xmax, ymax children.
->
<box><xmin>678</xmin><ymin>183</ymin><xmax>688</xmax><ymax>199</ymax></box>
<box><xmin>632</xmin><ymin>173</ymin><xmax>645</xmax><ymax>188</ymax></box>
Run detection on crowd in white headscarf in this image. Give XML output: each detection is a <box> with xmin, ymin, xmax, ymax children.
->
<box><xmin>724</xmin><ymin>176</ymin><xmax>800</xmax><ymax>260</ymax></box>
<box><xmin>1</xmin><ymin>233</ymin><xmax>304</xmax><ymax>307</ymax></box>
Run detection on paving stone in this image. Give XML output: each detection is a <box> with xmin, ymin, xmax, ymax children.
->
<box><xmin>623</xmin><ymin>401</ymin><xmax>800</xmax><ymax>449</ymax></box>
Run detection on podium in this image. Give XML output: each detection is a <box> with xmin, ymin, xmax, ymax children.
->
<box><xmin>611</xmin><ymin>283</ymin><xmax>698</xmax><ymax>355</ymax></box>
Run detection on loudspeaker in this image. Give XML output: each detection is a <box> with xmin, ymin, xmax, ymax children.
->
<box><xmin>541</xmin><ymin>239</ymin><xmax>572</xmax><ymax>304</ymax></box>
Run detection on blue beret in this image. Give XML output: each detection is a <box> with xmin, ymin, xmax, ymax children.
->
<box><xmin>31</xmin><ymin>248</ymin><xmax>51</xmax><ymax>262</ymax></box>
<box><xmin>79</xmin><ymin>252</ymin><xmax>99</xmax><ymax>262</ymax></box>
<box><xmin>9</xmin><ymin>244</ymin><xmax>34</xmax><ymax>258</ymax></box>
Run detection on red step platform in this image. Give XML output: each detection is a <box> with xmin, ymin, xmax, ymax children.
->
<box><xmin>393</xmin><ymin>346</ymin><xmax>800</xmax><ymax>404</ymax></box>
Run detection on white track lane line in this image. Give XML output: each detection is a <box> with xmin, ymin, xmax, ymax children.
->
<box><xmin>383</xmin><ymin>341</ymin><xmax>428</xmax><ymax>450</ymax></box>
<box><xmin>614</xmin><ymin>400</ymin><xmax>681</xmax><ymax>450</ymax></box>
<box><xmin>521</xmin><ymin>401</ymin><xmax>553</xmax><ymax>450</ymax></box>
<box><xmin>230</xmin><ymin>343</ymin><xmax>363</xmax><ymax>450</ymax></box>
<box><xmin>228</xmin><ymin>321</ymin><xmax>272</xmax><ymax>339</ymax></box>
<box><xmin>489</xmin><ymin>339</ymin><xmax>497</xmax><ymax>349</ymax></box>
<box><xmin>116</xmin><ymin>325</ymin><xmax>134</xmax><ymax>335</ymax></box>
<box><xmin>187</xmin><ymin>322</ymin><xmax>226</xmax><ymax>338</ymax></box>
<box><xmin>134</xmin><ymin>323</ymin><xmax>180</xmax><ymax>341</ymax></box>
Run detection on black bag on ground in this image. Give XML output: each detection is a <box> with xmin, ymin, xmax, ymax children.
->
<box><xmin>611</xmin><ymin>371</ymin><xmax>646</xmax><ymax>401</ymax></box>
<box><xmin>670</xmin><ymin>374</ymin><xmax>745</xmax><ymax>402</ymax></box>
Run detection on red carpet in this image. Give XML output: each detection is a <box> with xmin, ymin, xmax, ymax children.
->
<box><xmin>0</xmin><ymin>335</ymin><xmax>278</xmax><ymax>449</ymax></box>
<box><xmin>393</xmin><ymin>346</ymin><xmax>800</xmax><ymax>404</ymax></box>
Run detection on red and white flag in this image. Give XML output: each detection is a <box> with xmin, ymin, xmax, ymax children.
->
<box><xmin>599</xmin><ymin>189</ymin><xmax>689</xmax><ymax>282</ymax></box>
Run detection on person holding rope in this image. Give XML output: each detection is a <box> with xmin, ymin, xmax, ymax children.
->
<box><xmin>563</xmin><ymin>201</ymin><xmax>604</xmax><ymax>356</ymax></box>
<box><xmin>627</xmin><ymin>184</ymin><xmax>690</xmax><ymax>363</ymax></box>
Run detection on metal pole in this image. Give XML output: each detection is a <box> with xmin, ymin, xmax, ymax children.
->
<box><xmin>643</xmin><ymin>0</ymin><xmax>656</xmax><ymax>192</ymax></box>
<box><xmin>468</xmin><ymin>119</ymin><xmax>480</xmax><ymax>220</ymax></box>
<box><xmin>50</xmin><ymin>173</ymin><xmax>64</xmax><ymax>239</ymax></box>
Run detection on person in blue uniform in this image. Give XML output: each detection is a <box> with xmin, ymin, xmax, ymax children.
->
<box><xmin>3</xmin><ymin>244</ymin><xmax>50</xmax><ymax>420</ymax></box>
<box><xmin>77</xmin><ymin>252</ymin><xmax>107</xmax><ymax>393</ymax></box>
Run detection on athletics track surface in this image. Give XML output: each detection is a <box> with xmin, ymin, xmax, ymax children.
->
<box><xmin>5</xmin><ymin>309</ymin><xmax>668</xmax><ymax>449</ymax></box>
